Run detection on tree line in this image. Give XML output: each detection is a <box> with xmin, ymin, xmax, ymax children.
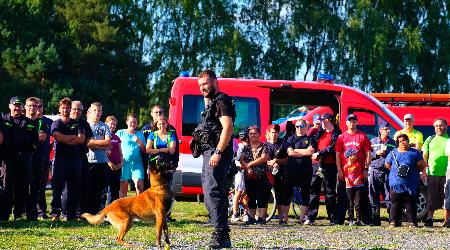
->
<box><xmin>1</xmin><ymin>0</ymin><xmax>449</xmax><ymax>125</ymax></box>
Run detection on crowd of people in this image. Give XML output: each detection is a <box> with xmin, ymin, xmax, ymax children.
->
<box><xmin>0</xmin><ymin>96</ymin><xmax>178</xmax><ymax>222</ymax></box>
<box><xmin>231</xmin><ymin>112</ymin><xmax>450</xmax><ymax>228</ymax></box>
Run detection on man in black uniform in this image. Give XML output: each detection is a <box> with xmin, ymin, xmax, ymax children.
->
<box><xmin>0</xmin><ymin>116</ymin><xmax>6</xmax><ymax>209</ymax></box>
<box><xmin>36</xmin><ymin>98</ymin><xmax>54</xmax><ymax>219</ymax></box>
<box><xmin>192</xmin><ymin>69</ymin><xmax>235</xmax><ymax>249</ymax></box>
<box><xmin>1</xmin><ymin>96</ymin><xmax>39</xmax><ymax>220</ymax></box>
<box><xmin>25</xmin><ymin>97</ymin><xmax>49</xmax><ymax>220</ymax></box>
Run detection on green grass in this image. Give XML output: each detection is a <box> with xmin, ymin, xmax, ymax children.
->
<box><xmin>0</xmin><ymin>191</ymin><xmax>448</xmax><ymax>249</ymax></box>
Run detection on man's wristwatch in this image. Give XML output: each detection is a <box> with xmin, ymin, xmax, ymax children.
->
<box><xmin>214</xmin><ymin>149</ymin><xmax>222</xmax><ymax>155</ymax></box>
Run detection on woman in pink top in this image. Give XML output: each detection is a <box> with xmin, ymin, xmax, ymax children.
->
<box><xmin>105</xmin><ymin>116</ymin><xmax>123</xmax><ymax>205</ymax></box>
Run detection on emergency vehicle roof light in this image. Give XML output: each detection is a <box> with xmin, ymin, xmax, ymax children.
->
<box><xmin>180</xmin><ymin>71</ymin><xmax>190</xmax><ymax>77</ymax></box>
<box><xmin>317</xmin><ymin>73</ymin><xmax>334</xmax><ymax>81</ymax></box>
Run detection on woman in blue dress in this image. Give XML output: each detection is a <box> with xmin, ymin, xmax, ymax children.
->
<box><xmin>116</xmin><ymin>114</ymin><xmax>146</xmax><ymax>197</ymax></box>
<box><xmin>385</xmin><ymin>133</ymin><xmax>426</xmax><ymax>227</ymax></box>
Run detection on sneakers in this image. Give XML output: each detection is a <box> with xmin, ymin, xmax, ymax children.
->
<box><xmin>50</xmin><ymin>214</ymin><xmax>60</xmax><ymax>222</ymax></box>
<box><xmin>303</xmin><ymin>219</ymin><xmax>314</xmax><ymax>226</ymax></box>
<box><xmin>230</xmin><ymin>214</ymin><xmax>240</xmax><ymax>222</ymax></box>
<box><xmin>278</xmin><ymin>220</ymin><xmax>287</xmax><ymax>225</ymax></box>
<box><xmin>348</xmin><ymin>220</ymin><xmax>363</xmax><ymax>226</ymax></box>
<box><xmin>389</xmin><ymin>222</ymin><xmax>400</xmax><ymax>228</ymax></box>
<box><xmin>409</xmin><ymin>223</ymin><xmax>418</xmax><ymax>228</ymax></box>
<box><xmin>38</xmin><ymin>213</ymin><xmax>49</xmax><ymax>220</ymax></box>
<box><xmin>443</xmin><ymin>220</ymin><xmax>450</xmax><ymax>228</ymax></box>
<box><xmin>241</xmin><ymin>214</ymin><xmax>249</xmax><ymax>222</ymax></box>
<box><xmin>256</xmin><ymin>217</ymin><xmax>266</xmax><ymax>225</ymax></box>
<box><xmin>245</xmin><ymin>217</ymin><xmax>256</xmax><ymax>225</ymax></box>
<box><xmin>424</xmin><ymin>217</ymin><xmax>433</xmax><ymax>228</ymax></box>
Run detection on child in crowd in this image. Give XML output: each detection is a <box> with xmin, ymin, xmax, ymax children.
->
<box><xmin>343</xmin><ymin>148</ymin><xmax>365</xmax><ymax>226</ymax></box>
<box><xmin>231</xmin><ymin>129</ymin><xmax>250</xmax><ymax>222</ymax></box>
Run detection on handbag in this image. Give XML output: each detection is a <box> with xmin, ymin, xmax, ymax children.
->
<box><xmin>392</xmin><ymin>150</ymin><xmax>409</xmax><ymax>178</ymax></box>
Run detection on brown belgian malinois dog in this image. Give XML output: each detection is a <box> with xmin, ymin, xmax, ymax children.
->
<box><xmin>81</xmin><ymin>167</ymin><xmax>174</xmax><ymax>248</ymax></box>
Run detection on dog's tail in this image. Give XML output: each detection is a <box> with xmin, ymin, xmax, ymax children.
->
<box><xmin>80</xmin><ymin>209</ymin><xmax>108</xmax><ymax>225</ymax></box>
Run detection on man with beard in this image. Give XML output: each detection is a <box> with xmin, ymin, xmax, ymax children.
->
<box><xmin>193</xmin><ymin>69</ymin><xmax>235</xmax><ymax>249</ymax></box>
<box><xmin>25</xmin><ymin>97</ymin><xmax>49</xmax><ymax>220</ymax></box>
<box><xmin>50</xmin><ymin>98</ymin><xmax>85</xmax><ymax>221</ymax></box>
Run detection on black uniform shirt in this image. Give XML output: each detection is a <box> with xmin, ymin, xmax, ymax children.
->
<box><xmin>51</xmin><ymin>118</ymin><xmax>84</xmax><ymax>158</ymax></box>
<box><xmin>286</xmin><ymin>135</ymin><xmax>312</xmax><ymax>172</ymax></box>
<box><xmin>2</xmin><ymin>114</ymin><xmax>39</xmax><ymax>152</ymax></box>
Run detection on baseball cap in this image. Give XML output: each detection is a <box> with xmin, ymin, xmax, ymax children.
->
<box><xmin>322</xmin><ymin>113</ymin><xmax>333</xmax><ymax>120</ymax></box>
<box><xmin>403</xmin><ymin>113</ymin><xmax>414</xmax><ymax>121</ymax></box>
<box><xmin>313</xmin><ymin>114</ymin><xmax>322</xmax><ymax>124</ymax></box>
<box><xmin>344</xmin><ymin>148</ymin><xmax>358</xmax><ymax>158</ymax></box>
<box><xmin>9</xmin><ymin>96</ymin><xmax>23</xmax><ymax>106</ymax></box>
<box><xmin>346</xmin><ymin>114</ymin><xmax>358</xmax><ymax>121</ymax></box>
<box><xmin>379</xmin><ymin>121</ymin><xmax>389</xmax><ymax>128</ymax></box>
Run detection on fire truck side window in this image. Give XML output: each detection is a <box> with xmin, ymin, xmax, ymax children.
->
<box><xmin>182</xmin><ymin>95</ymin><xmax>260</xmax><ymax>137</ymax></box>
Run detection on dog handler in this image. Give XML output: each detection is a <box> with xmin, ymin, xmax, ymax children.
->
<box><xmin>192</xmin><ymin>69</ymin><xmax>235</xmax><ymax>249</ymax></box>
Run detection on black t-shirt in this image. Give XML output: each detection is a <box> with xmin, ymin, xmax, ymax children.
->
<box><xmin>40</xmin><ymin>116</ymin><xmax>53</xmax><ymax>162</ymax></box>
<box><xmin>213</xmin><ymin>94</ymin><xmax>235</xmax><ymax>157</ymax></box>
<box><xmin>286</xmin><ymin>135</ymin><xmax>312</xmax><ymax>171</ymax></box>
<box><xmin>2</xmin><ymin>114</ymin><xmax>39</xmax><ymax>152</ymax></box>
<box><xmin>51</xmin><ymin>118</ymin><xmax>84</xmax><ymax>158</ymax></box>
<box><xmin>34</xmin><ymin>117</ymin><xmax>51</xmax><ymax>160</ymax></box>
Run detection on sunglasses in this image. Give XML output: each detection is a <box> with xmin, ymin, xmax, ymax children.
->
<box><xmin>295</xmin><ymin>124</ymin><xmax>306</xmax><ymax>128</ymax></box>
<box><xmin>153</xmin><ymin>111</ymin><xmax>164</xmax><ymax>114</ymax></box>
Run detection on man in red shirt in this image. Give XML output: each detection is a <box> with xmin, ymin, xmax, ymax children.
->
<box><xmin>334</xmin><ymin>114</ymin><xmax>371</xmax><ymax>224</ymax></box>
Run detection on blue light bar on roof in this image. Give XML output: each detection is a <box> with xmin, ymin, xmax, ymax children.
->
<box><xmin>180</xmin><ymin>71</ymin><xmax>190</xmax><ymax>77</ymax></box>
<box><xmin>317</xmin><ymin>73</ymin><xmax>334</xmax><ymax>81</ymax></box>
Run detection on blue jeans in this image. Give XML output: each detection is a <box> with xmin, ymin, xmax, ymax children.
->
<box><xmin>201</xmin><ymin>149</ymin><xmax>231</xmax><ymax>230</ymax></box>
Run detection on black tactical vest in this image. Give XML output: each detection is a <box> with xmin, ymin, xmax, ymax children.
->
<box><xmin>194</xmin><ymin>92</ymin><xmax>236</xmax><ymax>153</ymax></box>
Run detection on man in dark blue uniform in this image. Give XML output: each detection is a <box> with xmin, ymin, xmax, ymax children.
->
<box><xmin>50</xmin><ymin>98</ymin><xmax>85</xmax><ymax>221</ymax></box>
<box><xmin>1</xmin><ymin>96</ymin><xmax>39</xmax><ymax>220</ymax></box>
<box><xmin>25</xmin><ymin>97</ymin><xmax>50</xmax><ymax>220</ymax></box>
<box><xmin>36</xmin><ymin>98</ymin><xmax>54</xmax><ymax>219</ymax></box>
<box><xmin>193</xmin><ymin>69</ymin><xmax>235</xmax><ymax>249</ymax></box>
<box><xmin>369</xmin><ymin>121</ymin><xmax>396</xmax><ymax>226</ymax></box>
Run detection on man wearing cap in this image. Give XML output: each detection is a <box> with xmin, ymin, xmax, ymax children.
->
<box><xmin>394</xmin><ymin>114</ymin><xmax>424</xmax><ymax>150</ymax></box>
<box><xmin>305</xmin><ymin>113</ymin><xmax>341</xmax><ymax>225</ymax></box>
<box><xmin>307</xmin><ymin>114</ymin><xmax>322</xmax><ymax>137</ymax></box>
<box><xmin>335</xmin><ymin>113</ymin><xmax>372</xmax><ymax>225</ymax></box>
<box><xmin>368</xmin><ymin>121</ymin><xmax>396</xmax><ymax>226</ymax></box>
<box><xmin>0</xmin><ymin>96</ymin><xmax>39</xmax><ymax>220</ymax></box>
<box><xmin>422</xmin><ymin>117</ymin><xmax>449</xmax><ymax>227</ymax></box>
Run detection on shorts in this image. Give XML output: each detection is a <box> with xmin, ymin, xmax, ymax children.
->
<box><xmin>120</xmin><ymin>160</ymin><xmax>144</xmax><ymax>182</ymax></box>
<box><xmin>234</xmin><ymin>171</ymin><xmax>245</xmax><ymax>192</ymax></box>
<box><xmin>427</xmin><ymin>175</ymin><xmax>445</xmax><ymax>211</ymax></box>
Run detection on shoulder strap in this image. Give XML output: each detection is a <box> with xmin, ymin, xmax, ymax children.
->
<box><xmin>425</xmin><ymin>134</ymin><xmax>436</xmax><ymax>153</ymax></box>
<box><xmin>391</xmin><ymin>149</ymin><xmax>400</xmax><ymax>169</ymax></box>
